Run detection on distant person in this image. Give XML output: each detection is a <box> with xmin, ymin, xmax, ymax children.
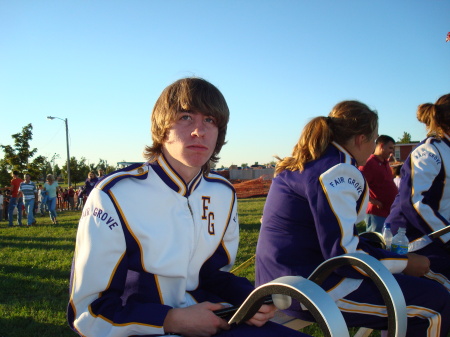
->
<box><xmin>19</xmin><ymin>173</ymin><xmax>38</xmax><ymax>226</ymax></box>
<box><xmin>387</xmin><ymin>93</ymin><xmax>450</xmax><ymax>289</ymax></box>
<box><xmin>68</xmin><ymin>77</ymin><xmax>307</xmax><ymax>337</ymax></box>
<box><xmin>34</xmin><ymin>185</ymin><xmax>40</xmax><ymax>215</ymax></box>
<box><xmin>256</xmin><ymin>100</ymin><xmax>450</xmax><ymax>337</ymax></box>
<box><xmin>75</xmin><ymin>187</ymin><xmax>83</xmax><ymax>210</ymax></box>
<box><xmin>8</xmin><ymin>170</ymin><xmax>23</xmax><ymax>227</ymax></box>
<box><xmin>81</xmin><ymin>171</ymin><xmax>98</xmax><ymax>198</ymax></box>
<box><xmin>38</xmin><ymin>184</ymin><xmax>48</xmax><ymax>216</ymax></box>
<box><xmin>43</xmin><ymin>174</ymin><xmax>59</xmax><ymax>224</ymax></box>
<box><xmin>3</xmin><ymin>189</ymin><xmax>10</xmax><ymax>221</ymax></box>
<box><xmin>57</xmin><ymin>186</ymin><xmax>64</xmax><ymax>211</ymax></box>
<box><xmin>67</xmin><ymin>186</ymin><xmax>75</xmax><ymax>210</ymax></box>
<box><xmin>392</xmin><ymin>163</ymin><xmax>402</xmax><ymax>189</ymax></box>
<box><xmin>359</xmin><ymin>135</ymin><xmax>398</xmax><ymax>232</ymax></box>
<box><xmin>97</xmin><ymin>168</ymin><xmax>105</xmax><ymax>179</ymax></box>
<box><xmin>62</xmin><ymin>188</ymin><xmax>69</xmax><ymax>210</ymax></box>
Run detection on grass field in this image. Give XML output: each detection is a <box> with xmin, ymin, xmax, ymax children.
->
<box><xmin>0</xmin><ymin>211</ymin><xmax>79</xmax><ymax>337</ymax></box>
<box><xmin>0</xmin><ymin>198</ymin><xmax>377</xmax><ymax>337</ymax></box>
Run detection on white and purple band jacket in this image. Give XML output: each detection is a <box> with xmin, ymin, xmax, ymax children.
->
<box><xmin>68</xmin><ymin>154</ymin><xmax>253</xmax><ymax>337</ymax></box>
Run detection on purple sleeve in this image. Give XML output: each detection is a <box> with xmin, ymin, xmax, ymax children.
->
<box><xmin>196</xmin><ymin>243</ymin><xmax>254</xmax><ymax>305</ymax></box>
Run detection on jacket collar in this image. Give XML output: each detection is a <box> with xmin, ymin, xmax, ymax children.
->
<box><xmin>151</xmin><ymin>154</ymin><xmax>203</xmax><ymax>197</ymax></box>
<box><xmin>331</xmin><ymin>141</ymin><xmax>358</xmax><ymax>166</ymax></box>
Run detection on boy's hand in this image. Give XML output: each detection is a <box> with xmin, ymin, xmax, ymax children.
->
<box><xmin>164</xmin><ymin>302</ymin><xmax>230</xmax><ymax>337</ymax></box>
<box><xmin>245</xmin><ymin>304</ymin><xmax>276</xmax><ymax>327</ymax></box>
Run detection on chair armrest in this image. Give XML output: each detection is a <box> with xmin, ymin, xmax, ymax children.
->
<box><xmin>228</xmin><ymin>275</ymin><xmax>349</xmax><ymax>337</ymax></box>
<box><xmin>308</xmin><ymin>252</ymin><xmax>406</xmax><ymax>337</ymax></box>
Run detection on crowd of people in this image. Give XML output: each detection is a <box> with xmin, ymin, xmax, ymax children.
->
<box><xmin>0</xmin><ymin>169</ymin><xmax>106</xmax><ymax>226</ymax></box>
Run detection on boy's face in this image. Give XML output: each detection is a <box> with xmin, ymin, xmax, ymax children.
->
<box><xmin>162</xmin><ymin>110</ymin><xmax>218</xmax><ymax>182</ymax></box>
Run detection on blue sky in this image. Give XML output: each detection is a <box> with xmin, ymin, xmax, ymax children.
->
<box><xmin>1</xmin><ymin>1</ymin><xmax>449</xmax><ymax>170</ymax></box>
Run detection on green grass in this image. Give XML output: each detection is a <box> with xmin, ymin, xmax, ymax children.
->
<box><xmin>233</xmin><ymin>197</ymin><xmax>265</xmax><ymax>282</ymax></box>
<box><xmin>0</xmin><ymin>199</ymin><xmax>373</xmax><ymax>337</ymax></box>
<box><xmin>0</xmin><ymin>211</ymin><xmax>80</xmax><ymax>337</ymax></box>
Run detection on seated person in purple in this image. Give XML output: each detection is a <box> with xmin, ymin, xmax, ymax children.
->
<box><xmin>387</xmin><ymin>93</ymin><xmax>450</xmax><ymax>292</ymax></box>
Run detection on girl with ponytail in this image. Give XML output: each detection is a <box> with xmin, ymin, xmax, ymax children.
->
<box><xmin>387</xmin><ymin>93</ymin><xmax>450</xmax><ymax>291</ymax></box>
<box><xmin>416</xmin><ymin>93</ymin><xmax>450</xmax><ymax>139</ymax></box>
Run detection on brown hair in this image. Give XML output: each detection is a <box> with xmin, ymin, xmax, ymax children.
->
<box><xmin>376</xmin><ymin>135</ymin><xmax>395</xmax><ymax>145</ymax></box>
<box><xmin>275</xmin><ymin>100</ymin><xmax>378</xmax><ymax>175</ymax></box>
<box><xmin>417</xmin><ymin>93</ymin><xmax>450</xmax><ymax>138</ymax></box>
<box><xmin>144</xmin><ymin>77</ymin><xmax>229</xmax><ymax>174</ymax></box>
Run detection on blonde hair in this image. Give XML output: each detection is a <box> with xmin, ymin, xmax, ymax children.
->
<box><xmin>144</xmin><ymin>77</ymin><xmax>229</xmax><ymax>174</ymax></box>
<box><xmin>275</xmin><ymin>100</ymin><xmax>378</xmax><ymax>176</ymax></box>
<box><xmin>416</xmin><ymin>93</ymin><xmax>450</xmax><ymax>139</ymax></box>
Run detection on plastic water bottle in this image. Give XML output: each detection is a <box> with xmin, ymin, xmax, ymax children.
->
<box><xmin>391</xmin><ymin>227</ymin><xmax>409</xmax><ymax>255</ymax></box>
<box><xmin>382</xmin><ymin>223</ymin><xmax>393</xmax><ymax>251</ymax></box>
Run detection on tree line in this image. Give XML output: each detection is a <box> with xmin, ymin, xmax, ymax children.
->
<box><xmin>0</xmin><ymin>124</ymin><xmax>117</xmax><ymax>188</ymax></box>
<box><xmin>1</xmin><ymin>124</ymin><xmax>415</xmax><ymax>188</ymax></box>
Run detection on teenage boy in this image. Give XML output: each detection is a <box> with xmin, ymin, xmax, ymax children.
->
<box><xmin>68</xmin><ymin>78</ymin><xmax>309</xmax><ymax>337</ymax></box>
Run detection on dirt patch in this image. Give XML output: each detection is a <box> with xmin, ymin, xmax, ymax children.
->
<box><xmin>233</xmin><ymin>176</ymin><xmax>272</xmax><ymax>199</ymax></box>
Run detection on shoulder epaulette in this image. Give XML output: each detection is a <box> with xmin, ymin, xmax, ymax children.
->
<box><xmin>96</xmin><ymin>163</ymin><xmax>149</xmax><ymax>193</ymax></box>
<box><xmin>204</xmin><ymin>172</ymin><xmax>236</xmax><ymax>193</ymax></box>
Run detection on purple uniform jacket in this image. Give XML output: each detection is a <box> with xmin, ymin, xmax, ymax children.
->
<box><xmin>256</xmin><ymin>142</ymin><xmax>407</xmax><ymax>309</ymax></box>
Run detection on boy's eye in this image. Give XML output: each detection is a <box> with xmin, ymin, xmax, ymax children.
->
<box><xmin>180</xmin><ymin>114</ymin><xmax>192</xmax><ymax>121</ymax></box>
<box><xmin>205</xmin><ymin>116</ymin><xmax>216</xmax><ymax>124</ymax></box>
